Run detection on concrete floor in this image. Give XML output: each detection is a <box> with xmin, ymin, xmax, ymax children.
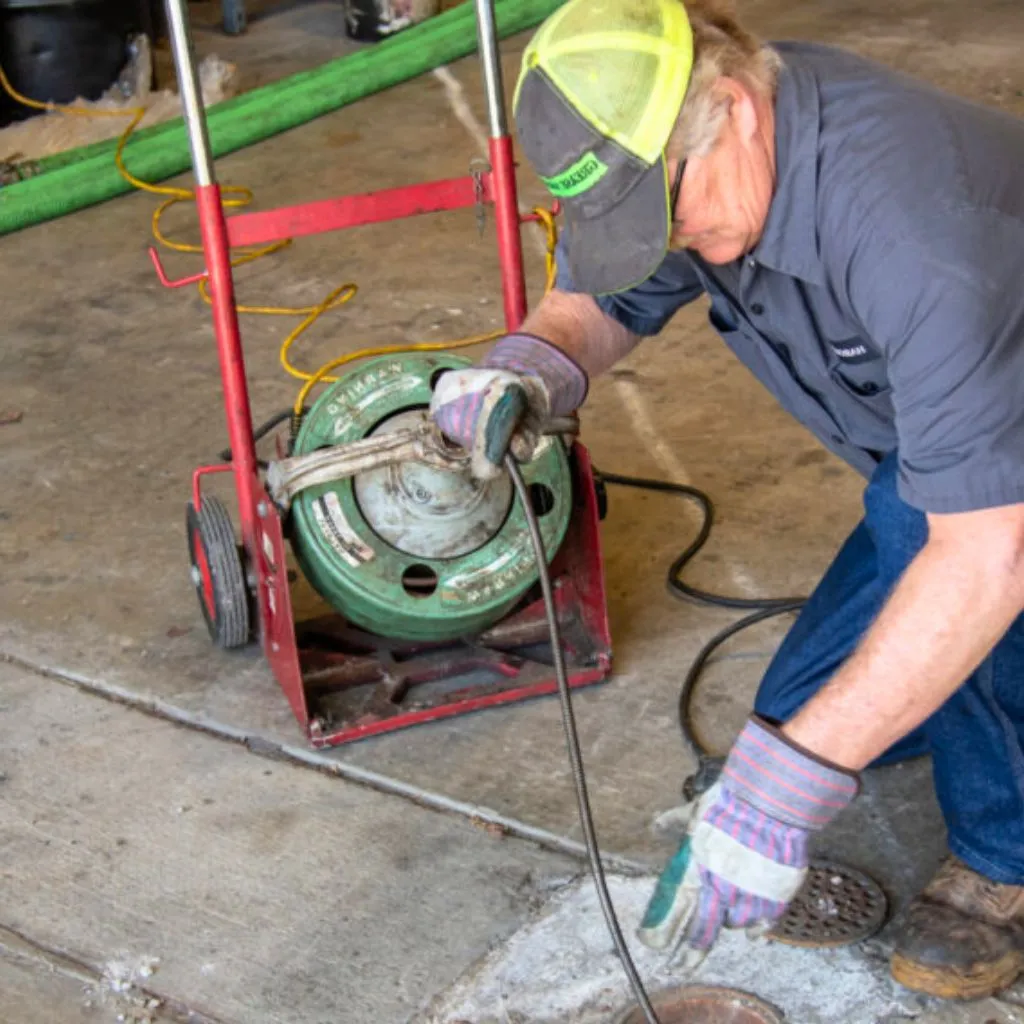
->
<box><xmin>3</xmin><ymin>0</ymin><xmax>1024</xmax><ymax>1021</ymax></box>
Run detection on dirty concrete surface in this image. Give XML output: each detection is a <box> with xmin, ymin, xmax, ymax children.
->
<box><xmin>0</xmin><ymin>661</ymin><xmax>576</xmax><ymax>1023</ymax></box>
<box><xmin>2</xmin><ymin>0</ymin><xmax>1024</xmax><ymax>1021</ymax></box>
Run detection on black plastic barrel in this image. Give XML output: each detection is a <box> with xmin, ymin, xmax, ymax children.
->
<box><xmin>343</xmin><ymin>0</ymin><xmax>392</xmax><ymax>43</ymax></box>
<box><xmin>0</xmin><ymin>0</ymin><xmax>141</xmax><ymax>125</ymax></box>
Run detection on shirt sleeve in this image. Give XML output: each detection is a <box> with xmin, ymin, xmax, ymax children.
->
<box><xmin>849</xmin><ymin>221</ymin><xmax>1024</xmax><ymax>514</ymax></box>
<box><xmin>554</xmin><ymin>237</ymin><xmax>706</xmax><ymax>337</ymax></box>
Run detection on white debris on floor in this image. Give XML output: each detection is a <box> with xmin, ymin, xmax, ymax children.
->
<box><xmin>426</xmin><ymin>875</ymin><xmax>928</xmax><ymax>1024</ymax></box>
<box><xmin>101</xmin><ymin>952</ymin><xmax>160</xmax><ymax>995</ymax></box>
<box><xmin>81</xmin><ymin>951</ymin><xmax>163</xmax><ymax>1021</ymax></box>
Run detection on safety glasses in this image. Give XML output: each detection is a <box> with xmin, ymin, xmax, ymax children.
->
<box><xmin>669</xmin><ymin>157</ymin><xmax>687</xmax><ymax>225</ymax></box>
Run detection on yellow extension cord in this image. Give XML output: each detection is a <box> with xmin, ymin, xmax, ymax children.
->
<box><xmin>0</xmin><ymin>65</ymin><xmax>559</xmax><ymax>419</ymax></box>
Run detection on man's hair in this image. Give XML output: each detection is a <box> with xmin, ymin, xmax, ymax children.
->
<box><xmin>668</xmin><ymin>0</ymin><xmax>781</xmax><ymax>159</ymax></box>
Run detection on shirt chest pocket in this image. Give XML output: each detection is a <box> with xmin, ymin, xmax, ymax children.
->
<box><xmin>827</xmin><ymin>339</ymin><xmax>891</xmax><ymax>399</ymax></box>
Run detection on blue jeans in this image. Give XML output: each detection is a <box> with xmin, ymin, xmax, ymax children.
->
<box><xmin>754</xmin><ymin>452</ymin><xmax>1024</xmax><ymax>885</ymax></box>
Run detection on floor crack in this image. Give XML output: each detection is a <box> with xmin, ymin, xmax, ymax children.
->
<box><xmin>0</xmin><ymin>921</ymin><xmax>231</xmax><ymax>1024</ymax></box>
<box><xmin>0</xmin><ymin>650</ymin><xmax>651</xmax><ymax>877</ymax></box>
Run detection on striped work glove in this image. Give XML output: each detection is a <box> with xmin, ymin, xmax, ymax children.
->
<box><xmin>429</xmin><ymin>334</ymin><xmax>587</xmax><ymax>480</ymax></box>
<box><xmin>638</xmin><ymin>716</ymin><xmax>859</xmax><ymax>956</ymax></box>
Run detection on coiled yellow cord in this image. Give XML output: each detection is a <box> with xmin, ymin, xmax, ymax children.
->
<box><xmin>0</xmin><ymin>64</ymin><xmax>559</xmax><ymax>417</ymax></box>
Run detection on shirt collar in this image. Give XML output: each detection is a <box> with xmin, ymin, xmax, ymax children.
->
<box><xmin>751</xmin><ymin>55</ymin><xmax>825</xmax><ymax>286</ymax></box>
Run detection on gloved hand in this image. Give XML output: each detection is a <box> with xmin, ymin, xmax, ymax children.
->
<box><xmin>429</xmin><ymin>333</ymin><xmax>587</xmax><ymax>479</ymax></box>
<box><xmin>638</xmin><ymin>716</ymin><xmax>859</xmax><ymax>957</ymax></box>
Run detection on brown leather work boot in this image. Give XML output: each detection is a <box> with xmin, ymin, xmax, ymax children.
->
<box><xmin>890</xmin><ymin>855</ymin><xmax>1024</xmax><ymax>999</ymax></box>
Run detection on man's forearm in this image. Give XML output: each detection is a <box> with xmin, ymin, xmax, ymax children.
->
<box><xmin>782</xmin><ymin>509</ymin><xmax>1024</xmax><ymax>771</ymax></box>
<box><xmin>522</xmin><ymin>287</ymin><xmax>641</xmax><ymax>378</ymax></box>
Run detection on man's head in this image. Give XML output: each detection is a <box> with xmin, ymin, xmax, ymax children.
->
<box><xmin>513</xmin><ymin>0</ymin><xmax>780</xmax><ymax>293</ymax></box>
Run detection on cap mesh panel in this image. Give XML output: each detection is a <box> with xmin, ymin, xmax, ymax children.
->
<box><xmin>550</xmin><ymin>49</ymin><xmax>660</xmax><ymax>142</ymax></box>
<box><xmin>519</xmin><ymin>0</ymin><xmax>693</xmax><ymax>162</ymax></box>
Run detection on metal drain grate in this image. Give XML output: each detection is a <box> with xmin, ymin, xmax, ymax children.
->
<box><xmin>769</xmin><ymin>859</ymin><xmax>888</xmax><ymax>948</ymax></box>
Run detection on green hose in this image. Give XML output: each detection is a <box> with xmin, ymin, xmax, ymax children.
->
<box><xmin>0</xmin><ymin>0</ymin><xmax>563</xmax><ymax>235</ymax></box>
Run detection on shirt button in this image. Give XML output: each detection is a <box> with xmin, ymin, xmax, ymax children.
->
<box><xmin>750</xmin><ymin>302</ymin><xmax>765</xmax><ymax>316</ymax></box>
<box><xmin>747</xmin><ymin>258</ymin><xmax>756</xmax><ymax>269</ymax></box>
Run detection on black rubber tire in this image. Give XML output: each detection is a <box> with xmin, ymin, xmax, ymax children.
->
<box><xmin>186</xmin><ymin>497</ymin><xmax>251</xmax><ymax>649</ymax></box>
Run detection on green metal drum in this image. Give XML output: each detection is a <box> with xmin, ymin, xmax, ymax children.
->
<box><xmin>290</xmin><ymin>352</ymin><xmax>572</xmax><ymax>641</ymax></box>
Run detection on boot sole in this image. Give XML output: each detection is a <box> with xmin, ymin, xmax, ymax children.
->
<box><xmin>890</xmin><ymin>949</ymin><xmax>1024</xmax><ymax>1000</ymax></box>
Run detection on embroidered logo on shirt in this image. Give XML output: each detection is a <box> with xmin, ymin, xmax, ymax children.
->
<box><xmin>830</xmin><ymin>338</ymin><xmax>877</xmax><ymax>366</ymax></box>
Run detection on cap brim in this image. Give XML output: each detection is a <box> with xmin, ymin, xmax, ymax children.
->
<box><xmin>562</xmin><ymin>154</ymin><xmax>670</xmax><ymax>296</ymax></box>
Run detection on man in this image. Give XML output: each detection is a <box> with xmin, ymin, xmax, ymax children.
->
<box><xmin>429</xmin><ymin>0</ymin><xmax>1024</xmax><ymax>1001</ymax></box>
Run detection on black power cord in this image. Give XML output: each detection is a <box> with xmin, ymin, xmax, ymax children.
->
<box><xmin>232</xmin><ymin>416</ymin><xmax>801</xmax><ymax>802</ymax></box>
<box><xmin>218</xmin><ymin>409</ymin><xmax>294</xmax><ymax>466</ymax></box>
<box><xmin>597</xmin><ymin>471</ymin><xmax>807</xmax><ymax>799</ymax></box>
<box><xmin>228</xmin><ymin>415</ymin><xmax>797</xmax><ymax>794</ymax></box>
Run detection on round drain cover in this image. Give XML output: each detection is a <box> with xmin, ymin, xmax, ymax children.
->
<box><xmin>618</xmin><ymin>985</ymin><xmax>783</xmax><ymax>1024</ymax></box>
<box><xmin>769</xmin><ymin>859</ymin><xmax>888</xmax><ymax>948</ymax></box>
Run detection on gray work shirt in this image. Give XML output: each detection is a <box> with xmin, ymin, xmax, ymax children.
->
<box><xmin>556</xmin><ymin>42</ymin><xmax>1024</xmax><ymax>514</ymax></box>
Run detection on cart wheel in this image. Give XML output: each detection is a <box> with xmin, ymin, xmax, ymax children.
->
<box><xmin>187</xmin><ymin>497</ymin><xmax>251</xmax><ymax>649</ymax></box>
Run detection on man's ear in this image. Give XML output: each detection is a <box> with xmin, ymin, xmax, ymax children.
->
<box><xmin>719</xmin><ymin>76</ymin><xmax>759</xmax><ymax>142</ymax></box>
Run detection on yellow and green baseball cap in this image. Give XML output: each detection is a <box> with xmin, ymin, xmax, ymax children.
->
<box><xmin>513</xmin><ymin>0</ymin><xmax>693</xmax><ymax>295</ymax></box>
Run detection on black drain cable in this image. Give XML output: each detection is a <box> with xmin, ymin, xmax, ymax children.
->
<box><xmin>507</xmin><ymin>455</ymin><xmax>662</xmax><ymax>1024</ymax></box>
<box><xmin>511</xmin><ymin>458</ymin><xmax>810</xmax><ymax>1023</ymax></box>
<box><xmin>597</xmin><ymin>472</ymin><xmax>807</xmax><ymax>798</ymax></box>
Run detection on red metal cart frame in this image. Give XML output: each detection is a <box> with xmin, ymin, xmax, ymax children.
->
<box><xmin>154</xmin><ymin>0</ymin><xmax>612</xmax><ymax>747</ymax></box>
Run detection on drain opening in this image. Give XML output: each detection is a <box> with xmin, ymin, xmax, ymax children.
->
<box><xmin>618</xmin><ymin>985</ymin><xmax>784</xmax><ymax>1024</ymax></box>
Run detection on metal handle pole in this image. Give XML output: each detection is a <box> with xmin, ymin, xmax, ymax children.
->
<box><xmin>164</xmin><ymin>0</ymin><xmax>215</xmax><ymax>186</ymax></box>
<box><xmin>161</xmin><ymin>0</ymin><xmax>261</xmax><ymax>563</ymax></box>
<box><xmin>474</xmin><ymin>0</ymin><xmax>508</xmax><ymax>139</ymax></box>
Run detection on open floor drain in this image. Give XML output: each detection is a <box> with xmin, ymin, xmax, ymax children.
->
<box><xmin>769</xmin><ymin>859</ymin><xmax>888</xmax><ymax>948</ymax></box>
<box><xmin>618</xmin><ymin>985</ymin><xmax>784</xmax><ymax>1024</ymax></box>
